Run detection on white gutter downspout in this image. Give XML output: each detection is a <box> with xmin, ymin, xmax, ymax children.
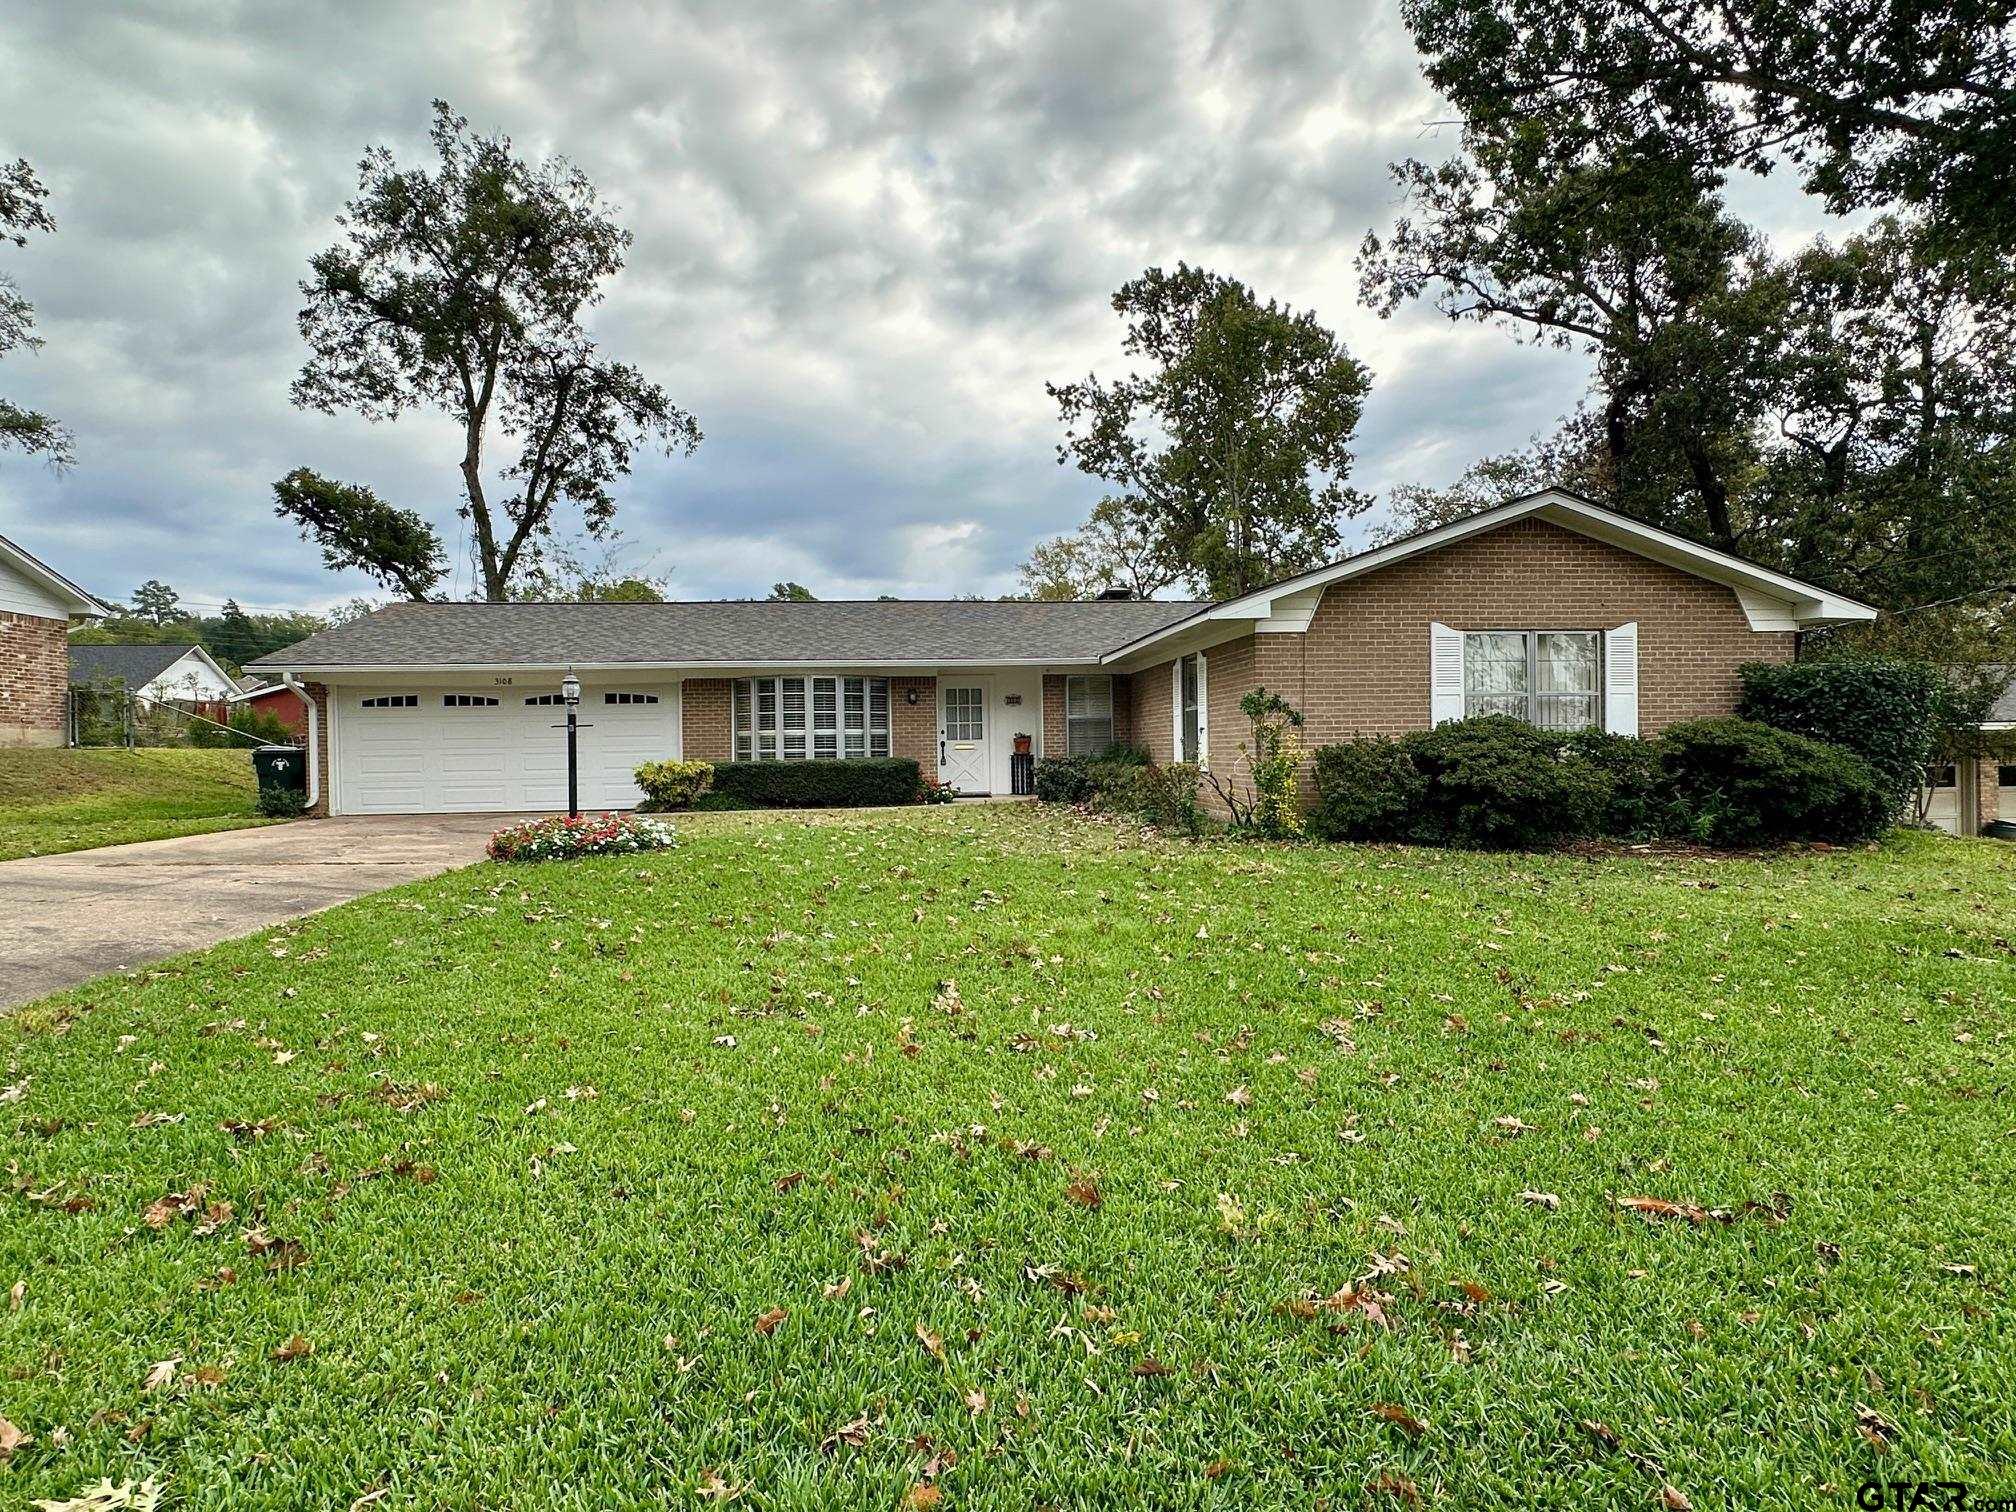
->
<box><xmin>280</xmin><ymin>674</ymin><xmax>320</xmax><ymax>812</ymax></box>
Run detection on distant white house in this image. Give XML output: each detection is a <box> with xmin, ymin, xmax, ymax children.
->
<box><xmin>68</xmin><ymin>642</ymin><xmax>240</xmax><ymax>707</ymax></box>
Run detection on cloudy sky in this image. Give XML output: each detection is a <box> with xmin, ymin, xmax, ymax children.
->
<box><xmin>0</xmin><ymin>1</ymin><xmax>1825</xmax><ymax>613</ymax></box>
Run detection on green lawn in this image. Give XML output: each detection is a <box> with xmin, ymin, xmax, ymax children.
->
<box><xmin>3</xmin><ymin>806</ymin><xmax>2012</xmax><ymax>1509</ymax></box>
<box><xmin>0</xmin><ymin>748</ymin><xmax>274</xmax><ymax>861</ymax></box>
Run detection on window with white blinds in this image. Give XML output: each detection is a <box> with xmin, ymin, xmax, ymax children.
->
<box><xmin>1065</xmin><ymin>675</ymin><xmax>1113</xmax><ymax>756</ymax></box>
<box><xmin>733</xmin><ymin>677</ymin><xmax>890</xmax><ymax>760</ymax></box>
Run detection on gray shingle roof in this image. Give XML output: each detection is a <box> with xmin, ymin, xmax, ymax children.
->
<box><xmin>68</xmin><ymin>642</ymin><xmax>203</xmax><ymax>687</ymax></box>
<box><xmin>248</xmin><ymin>599</ymin><xmax>1209</xmax><ymax>670</ymax></box>
<box><xmin>1988</xmin><ymin>667</ymin><xmax>2016</xmax><ymax>725</ymax></box>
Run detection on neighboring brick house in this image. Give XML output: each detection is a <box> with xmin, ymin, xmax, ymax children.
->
<box><xmin>0</xmin><ymin>530</ymin><xmax>112</xmax><ymax>746</ymax></box>
<box><xmin>247</xmin><ymin>492</ymin><xmax>1877</xmax><ymax>819</ymax></box>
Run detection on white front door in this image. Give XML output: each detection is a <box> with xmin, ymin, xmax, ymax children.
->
<box><xmin>940</xmin><ymin>682</ymin><xmax>989</xmax><ymax>794</ymax></box>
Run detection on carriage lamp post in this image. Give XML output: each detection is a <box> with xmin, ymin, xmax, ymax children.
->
<box><xmin>560</xmin><ymin>672</ymin><xmax>583</xmax><ymax>818</ymax></box>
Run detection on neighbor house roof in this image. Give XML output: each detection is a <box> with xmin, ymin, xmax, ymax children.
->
<box><xmin>1100</xmin><ymin>489</ymin><xmax>1880</xmax><ymax>667</ymax></box>
<box><xmin>1983</xmin><ymin>667</ymin><xmax>2015</xmax><ymax>731</ymax></box>
<box><xmin>68</xmin><ymin>642</ymin><xmax>235</xmax><ymax>691</ymax></box>
<box><xmin>0</xmin><ymin>530</ymin><xmax>113</xmax><ymax>617</ymax></box>
<box><xmin>248</xmin><ymin>598</ymin><xmax>1209</xmax><ymax>673</ymax></box>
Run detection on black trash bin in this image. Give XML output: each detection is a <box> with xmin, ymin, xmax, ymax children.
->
<box><xmin>252</xmin><ymin>744</ymin><xmax>307</xmax><ymax>797</ymax></box>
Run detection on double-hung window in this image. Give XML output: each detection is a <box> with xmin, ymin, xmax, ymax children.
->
<box><xmin>1463</xmin><ymin>631</ymin><xmax>1602</xmax><ymax>730</ymax></box>
<box><xmin>1065</xmin><ymin>675</ymin><xmax>1113</xmax><ymax>757</ymax></box>
<box><xmin>733</xmin><ymin>676</ymin><xmax>889</xmax><ymax>760</ymax></box>
<box><xmin>1175</xmin><ymin>653</ymin><xmax>1206</xmax><ymax>764</ymax></box>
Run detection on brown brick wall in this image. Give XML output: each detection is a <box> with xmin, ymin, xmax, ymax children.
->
<box><xmin>0</xmin><ymin>610</ymin><xmax>70</xmax><ymax>747</ymax></box>
<box><xmin>304</xmin><ymin>681</ymin><xmax>331</xmax><ymax>816</ymax></box>
<box><xmin>1134</xmin><ymin>659</ymin><xmax>1173</xmax><ymax>762</ymax></box>
<box><xmin>1287</xmin><ymin>518</ymin><xmax>1794</xmax><ymax>744</ymax></box>
<box><xmin>891</xmin><ymin>676</ymin><xmax>938</xmax><ymax>780</ymax></box>
<box><xmin>1974</xmin><ymin>754</ymin><xmax>2001</xmax><ymax>829</ymax></box>
<box><xmin>681</xmin><ymin>678</ymin><xmax>733</xmax><ymax>763</ymax></box>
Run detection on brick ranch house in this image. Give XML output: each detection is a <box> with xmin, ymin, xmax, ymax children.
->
<box><xmin>249</xmin><ymin>491</ymin><xmax>1919</xmax><ymax>822</ymax></box>
<box><xmin>0</xmin><ymin>530</ymin><xmax>113</xmax><ymax>746</ymax></box>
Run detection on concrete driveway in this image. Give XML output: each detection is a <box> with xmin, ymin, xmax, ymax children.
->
<box><xmin>1</xmin><ymin>814</ymin><xmax>503</xmax><ymax>1009</ymax></box>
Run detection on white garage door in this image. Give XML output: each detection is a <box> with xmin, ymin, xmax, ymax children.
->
<box><xmin>335</xmin><ymin>684</ymin><xmax>681</xmax><ymax>815</ymax></box>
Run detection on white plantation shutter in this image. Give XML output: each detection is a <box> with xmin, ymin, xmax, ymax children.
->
<box><xmin>1604</xmin><ymin>622</ymin><xmax>1639</xmax><ymax>735</ymax></box>
<box><xmin>1171</xmin><ymin>660</ymin><xmax>1183</xmax><ymax>757</ymax></box>
<box><xmin>1430</xmin><ymin>622</ymin><xmax>1465</xmax><ymax>724</ymax></box>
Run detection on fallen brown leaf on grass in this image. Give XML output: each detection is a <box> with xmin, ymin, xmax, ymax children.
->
<box><xmin>1616</xmin><ymin>1196</ymin><xmax>1727</xmax><ymax>1225</ymax></box>
<box><xmin>903</xmin><ymin>1485</ymin><xmax>943</xmax><ymax>1510</ymax></box>
<box><xmin>915</xmin><ymin>1318</ymin><xmax>945</xmax><ymax>1360</ymax></box>
<box><xmin>753</xmin><ymin>1306</ymin><xmax>788</xmax><ymax>1336</ymax></box>
<box><xmin>1065</xmin><ymin>1176</ymin><xmax>1102</xmax><ymax>1210</ymax></box>
<box><xmin>1580</xmin><ymin>1419</ymin><xmax>1619</xmax><ymax>1451</ymax></box>
<box><xmin>1367</xmin><ymin>1471</ymin><xmax>1421</xmax><ymax>1505</ymax></box>
<box><xmin>1519</xmin><ymin>1190</ymin><xmax>1561</xmax><ymax>1210</ymax></box>
<box><xmin>822</xmin><ymin>1276</ymin><xmax>853</xmax><ymax>1301</ymax></box>
<box><xmin>694</xmin><ymin>1468</ymin><xmax>746</xmax><ymax>1502</ymax></box>
<box><xmin>1132</xmin><ymin>1358</ymin><xmax>1175</xmax><ymax>1377</ymax></box>
<box><xmin>774</xmin><ymin>1171</ymin><xmax>805</xmax><ymax>1192</ymax></box>
<box><xmin>818</xmin><ymin>1413</ymin><xmax>871</xmax><ymax>1454</ymax></box>
<box><xmin>0</xmin><ymin>1415</ymin><xmax>31</xmax><ymax>1459</ymax></box>
<box><xmin>272</xmin><ymin>1335</ymin><xmax>313</xmax><ymax>1363</ymax></box>
<box><xmin>142</xmin><ymin>1357</ymin><xmax>179</xmax><ymax>1392</ymax></box>
<box><xmin>1661</xmin><ymin>1488</ymin><xmax>1693</xmax><ymax>1511</ymax></box>
<box><xmin>1370</xmin><ymin>1402</ymin><xmax>1427</xmax><ymax>1439</ymax></box>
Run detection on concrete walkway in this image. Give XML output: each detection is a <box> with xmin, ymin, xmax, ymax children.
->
<box><xmin>1</xmin><ymin>814</ymin><xmax>503</xmax><ymax>1008</ymax></box>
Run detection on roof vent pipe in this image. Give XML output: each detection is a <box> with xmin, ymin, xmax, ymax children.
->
<box><xmin>1094</xmin><ymin>587</ymin><xmax>1135</xmax><ymax>601</ymax></box>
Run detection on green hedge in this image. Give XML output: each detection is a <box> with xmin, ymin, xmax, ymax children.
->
<box><xmin>708</xmin><ymin>758</ymin><xmax>921</xmax><ymax>809</ymax></box>
<box><xmin>1737</xmin><ymin>657</ymin><xmax>1938</xmax><ymax>821</ymax></box>
<box><xmin>1658</xmin><ymin>718</ymin><xmax>1891</xmax><ymax>846</ymax></box>
<box><xmin>1310</xmin><ymin>714</ymin><xmax>1893</xmax><ymax>851</ymax></box>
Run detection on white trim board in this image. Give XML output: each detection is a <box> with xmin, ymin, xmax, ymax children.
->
<box><xmin>1101</xmin><ymin>491</ymin><xmax>1876</xmax><ymax>668</ymax></box>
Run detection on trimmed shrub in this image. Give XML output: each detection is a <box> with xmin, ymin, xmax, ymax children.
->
<box><xmin>487</xmin><ymin>812</ymin><xmax>678</xmax><ymax>861</ymax></box>
<box><xmin>1561</xmin><ymin>728</ymin><xmax>1671</xmax><ymax>839</ymax></box>
<box><xmin>1659</xmin><ymin>717</ymin><xmax>1890</xmax><ymax>845</ymax></box>
<box><xmin>635</xmin><ymin>758</ymin><xmax>713</xmax><ymax>810</ymax></box>
<box><xmin>708</xmin><ymin>757</ymin><xmax>922</xmax><ymax>809</ymax></box>
<box><xmin>1092</xmin><ymin>742</ymin><xmax>1150</xmax><ymax>767</ymax></box>
<box><xmin>1033</xmin><ymin>756</ymin><xmax>1093</xmax><ymax>804</ymax></box>
<box><xmin>1087</xmin><ymin>758</ymin><xmax>1149</xmax><ymax>810</ymax></box>
<box><xmin>1133</xmin><ymin>761</ymin><xmax>1204</xmax><ymax>835</ymax></box>
<box><xmin>256</xmin><ymin>783</ymin><xmax>309</xmax><ymax>819</ymax></box>
<box><xmin>1309</xmin><ymin>737</ymin><xmax>1425</xmax><ymax>842</ymax></box>
<box><xmin>1738</xmin><ymin>657</ymin><xmax>1938</xmax><ymax>820</ymax></box>
<box><xmin>1397</xmin><ymin>716</ymin><xmax>1611</xmax><ymax>849</ymax></box>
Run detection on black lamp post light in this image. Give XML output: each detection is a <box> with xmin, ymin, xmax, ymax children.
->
<box><xmin>558</xmin><ymin>672</ymin><xmax>586</xmax><ymax>818</ymax></box>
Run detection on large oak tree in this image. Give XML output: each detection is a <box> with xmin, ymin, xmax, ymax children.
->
<box><xmin>283</xmin><ymin>102</ymin><xmax>700</xmax><ymax>601</ymax></box>
<box><xmin>0</xmin><ymin>157</ymin><xmax>71</xmax><ymax>466</ymax></box>
<box><xmin>1044</xmin><ymin>264</ymin><xmax>1372</xmax><ymax>600</ymax></box>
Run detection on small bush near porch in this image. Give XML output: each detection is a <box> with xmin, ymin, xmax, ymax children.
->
<box><xmin>2</xmin><ymin>806</ymin><xmax>2011</xmax><ymax>1507</ymax></box>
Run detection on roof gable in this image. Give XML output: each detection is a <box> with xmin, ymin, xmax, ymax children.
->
<box><xmin>1100</xmin><ymin>491</ymin><xmax>1877</xmax><ymax>665</ymax></box>
<box><xmin>0</xmin><ymin>531</ymin><xmax>110</xmax><ymax>618</ymax></box>
<box><xmin>68</xmin><ymin>642</ymin><xmax>233</xmax><ymax>690</ymax></box>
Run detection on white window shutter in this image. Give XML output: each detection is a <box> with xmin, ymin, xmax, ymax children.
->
<box><xmin>1196</xmin><ymin>653</ymin><xmax>1209</xmax><ymax>768</ymax></box>
<box><xmin>1430</xmin><ymin>622</ymin><xmax>1465</xmax><ymax>725</ymax></box>
<box><xmin>1171</xmin><ymin>660</ymin><xmax>1183</xmax><ymax>760</ymax></box>
<box><xmin>1605</xmin><ymin>622</ymin><xmax>1639</xmax><ymax>736</ymax></box>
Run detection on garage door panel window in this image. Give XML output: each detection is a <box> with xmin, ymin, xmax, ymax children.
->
<box><xmin>443</xmin><ymin>694</ymin><xmax>499</xmax><ymax>707</ymax></box>
<box><xmin>733</xmin><ymin>676</ymin><xmax>891</xmax><ymax>761</ymax></box>
<box><xmin>359</xmin><ymin>694</ymin><xmax>418</xmax><ymax>709</ymax></box>
<box><xmin>1463</xmin><ymin>631</ymin><xmax>1601</xmax><ymax>730</ymax></box>
<box><xmin>604</xmin><ymin>692</ymin><xmax>659</xmax><ymax>705</ymax></box>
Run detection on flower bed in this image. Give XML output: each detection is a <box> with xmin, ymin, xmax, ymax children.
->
<box><xmin>486</xmin><ymin>812</ymin><xmax>678</xmax><ymax>862</ymax></box>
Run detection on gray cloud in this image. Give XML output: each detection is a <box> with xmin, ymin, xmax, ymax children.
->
<box><xmin>0</xmin><ymin>0</ymin><xmax>1598</xmax><ymax>611</ymax></box>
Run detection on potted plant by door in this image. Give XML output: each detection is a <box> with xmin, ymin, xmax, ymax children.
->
<box><xmin>1012</xmin><ymin>732</ymin><xmax>1032</xmax><ymax>755</ymax></box>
